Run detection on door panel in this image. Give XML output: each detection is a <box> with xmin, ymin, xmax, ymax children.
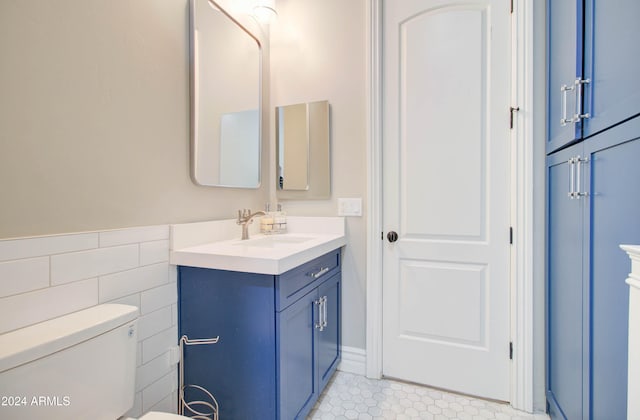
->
<box><xmin>583</xmin><ymin>0</ymin><xmax>640</xmax><ymax>138</ymax></box>
<box><xmin>277</xmin><ymin>289</ymin><xmax>317</xmax><ymax>420</ymax></box>
<box><xmin>546</xmin><ymin>145</ymin><xmax>584</xmax><ymax>420</ymax></box>
<box><xmin>399</xmin><ymin>260</ymin><xmax>486</xmax><ymax>345</ymax></box>
<box><xmin>587</xmin><ymin>129</ymin><xmax>640</xmax><ymax>420</ymax></box>
<box><xmin>317</xmin><ymin>274</ymin><xmax>341</xmax><ymax>391</ymax></box>
<box><xmin>547</xmin><ymin>0</ymin><xmax>583</xmax><ymax>153</ymax></box>
<box><xmin>382</xmin><ymin>0</ymin><xmax>511</xmax><ymax>401</ymax></box>
<box><xmin>401</xmin><ymin>7</ymin><xmax>486</xmax><ymax>240</ymax></box>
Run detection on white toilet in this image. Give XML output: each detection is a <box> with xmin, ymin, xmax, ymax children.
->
<box><xmin>0</xmin><ymin>304</ymin><xmax>190</xmax><ymax>420</ymax></box>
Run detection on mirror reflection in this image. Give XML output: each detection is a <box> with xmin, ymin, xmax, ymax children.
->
<box><xmin>277</xmin><ymin>100</ymin><xmax>331</xmax><ymax>199</ymax></box>
<box><xmin>277</xmin><ymin>103</ymin><xmax>309</xmax><ymax>190</ymax></box>
<box><xmin>190</xmin><ymin>0</ymin><xmax>262</xmax><ymax>188</ymax></box>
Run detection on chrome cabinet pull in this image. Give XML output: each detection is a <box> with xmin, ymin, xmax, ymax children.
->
<box><xmin>576</xmin><ymin>78</ymin><xmax>591</xmax><ymax>120</ymax></box>
<box><xmin>314</xmin><ymin>297</ymin><xmax>328</xmax><ymax>331</ymax></box>
<box><xmin>321</xmin><ymin>296</ymin><xmax>328</xmax><ymax>329</ymax></box>
<box><xmin>567</xmin><ymin>155</ymin><xmax>589</xmax><ymax>200</ymax></box>
<box><xmin>310</xmin><ymin>267</ymin><xmax>330</xmax><ymax>279</ymax></box>
<box><xmin>560</xmin><ymin>83</ymin><xmax>576</xmax><ymax>126</ymax></box>
<box><xmin>575</xmin><ymin>156</ymin><xmax>589</xmax><ymax>199</ymax></box>
<box><xmin>314</xmin><ymin>299</ymin><xmax>323</xmax><ymax>331</ymax></box>
<box><xmin>560</xmin><ymin>79</ymin><xmax>591</xmax><ymax>127</ymax></box>
<box><xmin>568</xmin><ymin>157</ymin><xmax>576</xmax><ymax>199</ymax></box>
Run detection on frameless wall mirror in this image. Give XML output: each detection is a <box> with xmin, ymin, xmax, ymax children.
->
<box><xmin>190</xmin><ymin>0</ymin><xmax>262</xmax><ymax>188</ymax></box>
<box><xmin>276</xmin><ymin>100</ymin><xmax>331</xmax><ymax>199</ymax></box>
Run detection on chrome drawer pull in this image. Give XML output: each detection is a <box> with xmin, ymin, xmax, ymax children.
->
<box><xmin>310</xmin><ymin>267</ymin><xmax>330</xmax><ymax>279</ymax></box>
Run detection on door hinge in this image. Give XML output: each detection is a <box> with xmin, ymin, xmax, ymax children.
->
<box><xmin>509</xmin><ymin>227</ymin><xmax>513</xmax><ymax>245</ymax></box>
<box><xmin>509</xmin><ymin>341</ymin><xmax>513</xmax><ymax>360</ymax></box>
<box><xmin>510</xmin><ymin>0</ymin><xmax>515</xmax><ymax>14</ymax></box>
<box><xmin>510</xmin><ymin>106</ymin><xmax>520</xmax><ymax>129</ymax></box>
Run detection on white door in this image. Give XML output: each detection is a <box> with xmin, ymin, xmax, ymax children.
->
<box><xmin>382</xmin><ymin>0</ymin><xmax>511</xmax><ymax>401</ymax></box>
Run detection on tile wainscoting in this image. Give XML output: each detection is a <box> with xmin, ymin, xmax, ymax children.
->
<box><xmin>0</xmin><ymin>225</ymin><xmax>178</xmax><ymax>416</ymax></box>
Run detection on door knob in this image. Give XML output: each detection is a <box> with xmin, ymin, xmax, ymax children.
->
<box><xmin>387</xmin><ymin>231</ymin><xmax>398</xmax><ymax>243</ymax></box>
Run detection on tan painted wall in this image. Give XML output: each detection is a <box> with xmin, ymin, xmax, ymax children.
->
<box><xmin>0</xmin><ymin>0</ymin><xmax>269</xmax><ymax>239</ymax></box>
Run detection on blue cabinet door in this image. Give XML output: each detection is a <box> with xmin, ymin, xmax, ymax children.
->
<box><xmin>277</xmin><ymin>288</ymin><xmax>318</xmax><ymax>420</ymax></box>
<box><xmin>583</xmin><ymin>0</ymin><xmax>640</xmax><ymax>138</ymax></box>
<box><xmin>547</xmin><ymin>0</ymin><xmax>584</xmax><ymax>153</ymax></box>
<box><xmin>546</xmin><ymin>143</ymin><xmax>585</xmax><ymax>420</ymax></box>
<box><xmin>584</xmin><ymin>117</ymin><xmax>640</xmax><ymax>420</ymax></box>
<box><xmin>317</xmin><ymin>274</ymin><xmax>341</xmax><ymax>391</ymax></box>
<box><xmin>277</xmin><ymin>273</ymin><xmax>341</xmax><ymax>420</ymax></box>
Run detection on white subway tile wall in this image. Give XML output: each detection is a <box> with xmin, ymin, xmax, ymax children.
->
<box><xmin>0</xmin><ymin>225</ymin><xmax>178</xmax><ymax>417</ymax></box>
<box><xmin>0</xmin><ymin>256</ymin><xmax>50</xmax><ymax>298</ymax></box>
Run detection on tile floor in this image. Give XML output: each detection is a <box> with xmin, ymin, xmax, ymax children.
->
<box><xmin>308</xmin><ymin>372</ymin><xmax>549</xmax><ymax>420</ymax></box>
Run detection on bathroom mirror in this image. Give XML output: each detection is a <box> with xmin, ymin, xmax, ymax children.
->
<box><xmin>276</xmin><ymin>100</ymin><xmax>331</xmax><ymax>199</ymax></box>
<box><xmin>190</xmin><ymin>0</ymin><xmax>262</xmax><ymax>188</ymax></box>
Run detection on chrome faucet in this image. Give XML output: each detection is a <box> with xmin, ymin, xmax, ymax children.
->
<box><xmin>236</xmin><ymin>209</ymin><xmax>266</xmax><ymax>240</ymax></box>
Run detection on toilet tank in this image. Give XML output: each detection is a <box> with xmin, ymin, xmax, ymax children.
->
<box><xmin>0</xmin><ymin>304</ymin><xmax>139</xmax><ymax>420</ymax></box>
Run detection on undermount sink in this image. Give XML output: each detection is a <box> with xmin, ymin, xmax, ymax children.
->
<box><xmin>233</xmin><ymin>235</ymin><xmax>314</xmax><ymax>248</ymax></box>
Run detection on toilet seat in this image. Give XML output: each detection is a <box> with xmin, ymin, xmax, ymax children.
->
<box><xmin>138</xmin><ymin>411</ymin><xmax>191</xmax><ymax>420</ymax></box>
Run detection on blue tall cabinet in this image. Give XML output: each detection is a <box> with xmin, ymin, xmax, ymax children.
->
<box><xmin>178</xmin><ymin>249</ymin><xmax>342</xmax><ymax>419</ymax></box>
<box><xmin>546</xmin><ymin>1</ymin><xmax>640</xmax><ymax>418</ymax></box>
<box><xmin>547</xmin><ymin>0</ymin><xmax>640</xmax><ymax>154</ymax></box>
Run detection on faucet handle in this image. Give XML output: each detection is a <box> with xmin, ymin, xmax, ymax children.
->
<box><xmin>237</xmin><ymin>209</ymin><xmax>248</xmax><ymax>223</ymax></box>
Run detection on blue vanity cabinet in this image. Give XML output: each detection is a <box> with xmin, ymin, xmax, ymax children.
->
<box><xmin>178</xmin><ymin>248</ymin><xmax>342</xmax><ymax>420</ymax></box>
<box><xmin>547</xmin><ymin>0</ymin><xmax>640</xmax><ymax>153</ymax></box>
<box><xmin>546</xmin><ymin>116</ymin><xmax>640</xmax><ymax>419</ymax></box>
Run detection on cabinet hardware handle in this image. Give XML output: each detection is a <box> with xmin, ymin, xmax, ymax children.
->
<box><xmin>560</xmin><ymin>78</ymin><xmax>591</xmax><ymax>127</ymax></box>
<box><xmin>310</xmin><ymin>267</ymin><xmax>330</xmax><ymax>279</ymax></box>
<box><xmin>567</xmin><ymin>156</ymin><xmax>590</xmax><ymax>200</ymax></box>
<box><xmin>560</xmin><ymin>83</ymin><xmax>576</xmax><ymax>126</ymax></box>
<box><xmin>568</xmin><ymin>157</ymin><xmax>576</xmax><ymax>199</ymax></box>
<box><xmin>314</xmin><ymin>299</ymin><xmax>323</xmax><ymax>331</ymax></box>
<box><xmin>576</xmin><ymin>78</ymin><xmax>591</xmax><ymax>120</ymax></box>
<box><xmin>575</xmin><ymin>156</ymin><xmax>589</xmax><ymax>199</ymax></box>
<box><xmin>322</xmin><ymin>296</ymin><xmax>328</xmax><ymax>328</ymax></box>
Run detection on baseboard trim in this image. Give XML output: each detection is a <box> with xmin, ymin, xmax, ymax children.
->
<box><xmin>338</xmin><ymin>345</ymin><xmax>366</xmax><ymax>376</ymax></box>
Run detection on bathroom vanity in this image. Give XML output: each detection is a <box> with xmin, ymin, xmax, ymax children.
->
<box><xmin>171</xmin><ymin>217</ymin><xmax>345</xmax><ymax>419</ymax></box>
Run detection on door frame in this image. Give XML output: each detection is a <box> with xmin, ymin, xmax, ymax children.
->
<box><xmin>365</xmin><ymin>0</ymin><xmax>537</xmax><ymax>412</ymax></box>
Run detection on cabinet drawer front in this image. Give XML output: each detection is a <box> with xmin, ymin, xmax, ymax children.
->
<box><xmin>276</xmin><ymin>249</ymin><xmax>341</xmax><ymax>311</ymax></box>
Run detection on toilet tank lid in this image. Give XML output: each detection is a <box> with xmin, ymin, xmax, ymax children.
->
<box><xmin>0</xmin><ymin>304</ymin><xmax>139</xmax><ymax>374</ymax></box>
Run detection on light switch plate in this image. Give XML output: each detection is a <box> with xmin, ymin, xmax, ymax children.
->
<box><xmin>338</xmin><ymin>198</ymin><xmax>362</xmax><ymax>217</ymax></box>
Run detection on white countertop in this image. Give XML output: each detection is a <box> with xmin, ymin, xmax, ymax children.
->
<box><xmin>170</xmin><ymin>217</ymin><xmax>346</xmax><ymax>275</ymax></box>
